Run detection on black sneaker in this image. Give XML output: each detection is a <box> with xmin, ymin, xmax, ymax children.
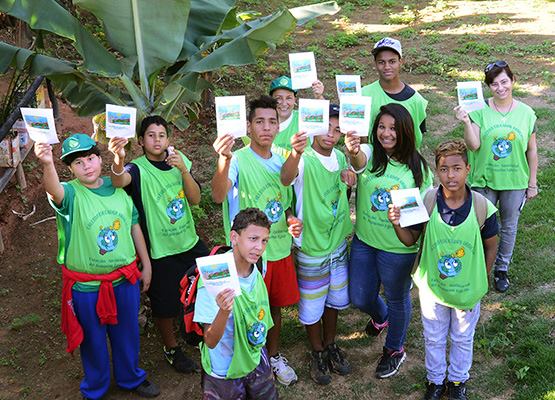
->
<box><xmin>375</xmin><ymin>347</ymin><xmax>406</xmax><ymax>379</ymax></box>
<box><xmin>309</xmin><ymin>350</ymin><xmax>332</xmax><ymax>385</ymax></box>
<box><xmin>326</xmin><ymin>342</ymin><xmax>351</xmax><ymax>375</ymax></box>
<box><xmin>133</xmin><ymin>380</ymin><xmax>160</xmax><ymax>398</ymax></box>
<box><xmin>365</xmin><ymin>318</ymin><xmax>388</xmax><ymax>337</ymax></box>
<box><xmin>424</xmin><ymin>381</ymin><xmax>446</xmax><ymax>400</ymax></box>
<box><xmin>494</xmin><ymin>270</ymin><xmax>510</xmax><ymax>292</ymax></box>
<box><xmin>163</xmin><ymin>346</ymin><xmax>200</xmax><ymax>373</ymax></box>
<box><xmin>447</xmin><ymin>381</ymin><xmax>468</xmax><ymax>400</ymax></box>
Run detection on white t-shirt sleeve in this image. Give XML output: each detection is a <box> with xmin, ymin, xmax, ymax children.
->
<box><xmin>290</xmin><ymin>157</ymin><xmax>305</xmax><ymax>187</ymax></box>
<box><xmin>351</xmin><ymin>144</ymin><xmax>372</xmax><ymax>174</ymax></box>
<box><xmin>228</xmin><ymin>156</ymin><xmax>239</xmax><ymax>187</ymax></box>
<box><xmin>193</xmin><ymin>286</ymin><xmax>219</xmax><ymax>324</ymax></box>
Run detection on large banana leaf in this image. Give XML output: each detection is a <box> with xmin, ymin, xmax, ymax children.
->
<box><xmin>0</xmin><ymin>0</ymin><xmax>121</xmax><ymax>76</ymax></box>
<box><xmin>0</xmin><ymin>42</ymin><xmax>76</xmax><ymax>75</ymax></box>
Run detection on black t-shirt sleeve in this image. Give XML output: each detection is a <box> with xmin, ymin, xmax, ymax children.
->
<box><xmin>480</xmin><ymin>213</ymin><xmax>499</xmax><ymax>239</ymax></box>
<box><xmin>123</xmin><ymin>163</ymin><xmax>140</xmax><ymax>196</ymax></box>
<box><xmin>420</xmin><ymin>119</ymin><xmax>427</xmax><ymax>133</ymax></box>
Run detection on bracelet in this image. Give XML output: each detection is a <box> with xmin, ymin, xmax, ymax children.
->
<box><xmin>528</xmin><ymin>185</ymin><xmax>537</xmax><ymax>189</ymax></box>
<box><xmin>111</xmin><ymin>164</ymin><xmax>126</xmax><ymax>176</ymax></box>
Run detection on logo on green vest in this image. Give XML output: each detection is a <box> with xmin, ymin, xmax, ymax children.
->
<box><xmin>437</xmin><ymin>247</ymin><xmax>465</xmax><ymax>279</ymax></box>
<box><xmin>370</xmin><ymin>184</ymin><xmax>399</xmax><ymax>212</ymax></box>
<box><xmin>491</xmin><ymin>132</ymin><xmax>515</xmax><ymax>160</ymax></box>
<box><xmin>264</xmin><ymin>194</ymin><xmax>283</xmax><ymax>224</ymax></box>
<box><xmin>331</xmin><ymin>200</ymin><xmax>338</xmax><ymax>217</ymax></box>
<box><xmin>247</xmin><ymin>321</ymin><xmax>267</xmax><ymax>346</ymax></box>
<box><xmin>97</xmin><ymin>219</ymin><xmax>121</xmax><ymax>255</ymax></box>
<box><xmin>166</xmin><ymin>189</ymin><xmax>186</xmax><ymax>224</ymax></box>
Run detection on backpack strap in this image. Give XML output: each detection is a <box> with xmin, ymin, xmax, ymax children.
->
<box><xmin>411</xmin><ymin>187</ymin><xmax>438</xmax><ymax>274</ymax></box>
<box><xmin>470</xmin><ymin>190</ymin><xmax>489</xmax><ymax>229</ymax></box>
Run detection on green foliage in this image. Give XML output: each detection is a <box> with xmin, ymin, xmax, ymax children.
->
<box><xmin>324</xmin><ymin>32</ymin><xmax>360</xmax><ymax>50</ymax></box>
<box><xmin>10</xmin><ymin>313</ymin><xmax>41</xmax><ymax>330</ymax></box>
<box><xmin>387</xmin><ymin>6</ymin><xmax>417</xmax><ymax>24</ymax></box>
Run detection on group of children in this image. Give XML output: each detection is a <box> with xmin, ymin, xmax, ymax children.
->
<box><xmin>36</xmin><ymin>36</ymin><xmax>539</xmax><ymax>400</ymax></box>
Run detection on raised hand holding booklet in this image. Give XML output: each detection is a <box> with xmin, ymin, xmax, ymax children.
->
<box><xmin>336</xmin><ymin>75</ymin><xmax>361</xmax><ymax>97</ymax></box>
<box><xmin>20</xmin><ymin>107</ymin><xmax>58</xmax><ymax>144</ymax></box>
<box><xmin>339</xmin><ymin>96</ymin><xmax>371</xmax><ymax>136</ymax></box>
<box><xmin>390</xmin><ymin>188</ymin><xmax>430</xmax><ymax>228</ymax></box>
<box><xmin>289</xmin><ymin>52</ymin><xmax>318</xmax><ymax>90</ymax></box>
<box><xmin>457</xmin><ymin>81</ymin><xmax>485</xmax><ymax>113</ymax></box>
<box><xmin>196</xmin><ymin>252</ymin><xmax>241</xmax><ymax>298</ymax></box>
<box><xmin>215</xmin><ymin>95</ymin><xmax>247</xmax><ymax>138</ymax></box>
<box><xmin>298</xmin><ymin>98</ymin><xmax>329</xmax><ymax>137</ymax></box>
<box><xmin>105</xmin><ymin>104</ymin><xmax>137</xmax><ymax>139</ymax></box>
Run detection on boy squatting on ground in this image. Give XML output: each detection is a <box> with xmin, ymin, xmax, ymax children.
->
<box><xmin>388</xmin><ymin>139</ymin><xmax>498</xmax><ymax>400</ymax></box>
<box><xmin>280</xmin><ymin>104</ymin><xmax>356</xmax><ymax>385</ymax></box>
<box><xmin>211</xmin><ymin>96</ymin><xmax>303</xmax><ymax>386</ymax></box>
<box><xmin>35</xmin><ymin>134</ymin><xmax>160</xmax><ymax>399</ymax></box>
<box><xmin>194</xmin><ymin>208</ymin><xmax>278</xmax><ymax>400</ymax></box>
<box><xmin>362</xmin><ymin>37</ymin><xmax>428</xmax><ymax>148</ymax></box>
<box><xmin>109</xmin><ymin>116</ymin><xmax>209</xmax><ymax>373</ymax></box>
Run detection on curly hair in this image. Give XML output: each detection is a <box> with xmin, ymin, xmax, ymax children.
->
<box><xmin>434</xmin><ymin>139</ymin><xmax>468</xmax><ymax>166</ymax></box>
<box><xmin>231</xmin><ymin>208</ymin><xmax>271</xmax><ymax>233</ymax></box>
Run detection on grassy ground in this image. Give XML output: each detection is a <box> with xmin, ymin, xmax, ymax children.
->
<box><xmin>0</xmin><ymin>0</ymin><xmax>554</xmax><ymax>399</ymax></box>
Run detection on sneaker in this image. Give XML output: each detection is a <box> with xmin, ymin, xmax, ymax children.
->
<box><xmin>424</xmin><ymin>381</ymin><xmax>446</xmax><ymax>400</ymax></box>
<box><xmin>133</xmin><ymin>380</ymin><xmax>160</xmax><ymax>398</ymax></box>
<box><xmin>447</xmin><ymin>381</ymin><xmax>468</xmax><ymax>400</ymax></box>
<box><xmin>326</xmin><ymin>343</ymin><xmax>351</xmax><ymax>375</ymax></box>
<box><xmin>375</xmin><ymin>347</ymin><xmax>406</xmax><ymax>379</ymax></box>
<box><xmin>163</xmin><ymin>346</ymin><xmax>200</xmax><ymax>373</ymax></box>
<box><xmin>365</xmin><ymin>318</ymin><xmax>388</xmax><ymax>337</ymax></box>
<box><xmin>309</xmin><ymin>350</ymin><xmax>332</xmax><ymax>385</ymax></box>
<box><xmin>270</xmin><ymin>353</ymin><xmax>298</xmax><ymax>386</ymax></box>
<box><xmin>494</xmin><ymin>271</ymin><xmax>510</xmax><ymax>292</ymax></box>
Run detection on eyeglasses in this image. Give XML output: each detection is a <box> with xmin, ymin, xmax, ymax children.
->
<box><xmin>484</xmin><ymin>60</ymin><xmax>508</xmax><ymax>73</ymax></box>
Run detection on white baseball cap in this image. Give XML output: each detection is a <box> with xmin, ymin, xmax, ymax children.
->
<box><xmin>372</xmin><ymin>37</ymin><xmax>402</xmax><ymax>58</ymax></box>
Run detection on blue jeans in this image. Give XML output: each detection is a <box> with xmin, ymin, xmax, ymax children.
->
<box><xmin>349</xmin><ymin>235</ymin><xmax>416</xmax><ymax>351</ymax></box>
<box><xmin>473</xmin><ymin>187</ymin><xmax>526</xmax><ymax>273</ymax></box>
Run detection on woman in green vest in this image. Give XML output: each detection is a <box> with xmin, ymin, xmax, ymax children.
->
<box><xmin>454</xmin><ymin>61</ymin><xmax>538</xmax><ymax>293</ymax></box>
<box><xmin>346</xmin><ymin>103</ymin><xmax>432</xmax><ymax>379</ymax></box>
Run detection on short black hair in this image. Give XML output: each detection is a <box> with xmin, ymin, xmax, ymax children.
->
<box><xmin>231</xmin><ymin>208</ymin><xmax>271</xmax><ymax>233</ymax></box>
<box><xmin>248</xmin><ymin>96</ymin><xmax>278</xmax><ymax>122</ymax></box>
<box><xmin>62</xmin><ymin>146</ymin><xmax>100</xmax><ymax>166</ymax></box>
<box><xmin>484</xmin><ymin>63</ymin><xmax>514</xmax><ymax>86</ymax></box>
<box><xmin>139</xmin><ymin>115</ymin><xmax>169</xmax><ymax>137</ymax></box>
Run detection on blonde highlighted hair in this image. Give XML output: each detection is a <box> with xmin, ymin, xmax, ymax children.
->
<box><xmin>434</xmin><ymin>139</ymin><xmax>468</xmax><ymax>166</ymax></box>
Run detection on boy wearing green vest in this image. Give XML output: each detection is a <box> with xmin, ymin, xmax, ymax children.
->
<box><xmin>388</xmin><ymin>140</ymin><xmax>498</xmax><ymax>400</ymax></box>
<box><xmin>194</xmin><ymin>208</ymin><xmax>277</xmax><ymax>399</ymax></box>
<box><xmin>35</xmin><ymin>134</ymin><xmax>159</xmax><ymax>399</ymax></box>
<box><xmin>211</xmin><ymin>96</ymin><xmax>301</xmax><ymax>386</ymax></box>
<box><xmin>362</xmin><ymin>37</ymin><xmax>428</xmax><ymax>148</ymax></box>
<box><xmin>109</xmin><ymin>116</ymin><xmax>208</xmax><ymax>373</ymax></box>
<box><xmin>280</xmin><ymin>104</ymin><xmax>355</xmax><ymax>385</ymax></box>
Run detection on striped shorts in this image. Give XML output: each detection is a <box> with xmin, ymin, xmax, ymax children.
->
<box><xmin>295</xmin><ymin>240</ymin><xmax>350</xmax><ymax>325</ymax></box>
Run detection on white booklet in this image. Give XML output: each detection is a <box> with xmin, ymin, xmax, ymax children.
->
<box><xmin>457</xmin><ymin>81</ymin><xmax>485</xmax><ymax>113</ymax></box>
<box><xmin>336</xmin><ymin>75</ymin><xmax>361</xmax><ymax>97</ymax></box>
<box><xmin>105</xmin><ymin>104</ymin><xmax>137</xmax><ymax>139</ymax></box>
<box><xmin>390</xmin><ymin>188</ymin><xmax>430</xmax><ymax>228</ymax></box>
<box><xmin>196</xmin><ymin>252</ymin><xmax>241</xmax><ymax>298</ymax></box>
<box><xmin>20</xmin><ymin>107</ymin><xmax>59</xmax><ymax>144</ymax></box>
<box><xmin>289</xmin><ymin>52</ymin><xmax>317</xmax><ymax>90</ymax></box>
<box><xmin>215</xmin><ymin>95</ymin><xmax>247</xmax><ymax>138</ymax></box>
<box><xmin>339</xmin><ymin>96</ymin><xmax>371</xmax><ymax>136</ymax></box>
<box><xmin>298</xmin><ymin>98</ymin><xmax>329</xmax><ymax>137</ymax></box>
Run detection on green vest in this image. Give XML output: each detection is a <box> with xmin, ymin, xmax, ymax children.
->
<box><xmin>355</xmin><ymin>152</ymin><xmax>432</xmax><ymax>253</ymax></box>
<box><xmin>469</xmin><ymin>101</ymin><xmax>536</xmax><ymax>190</ymax></box>
<box><xmin>361</xmin><ymin>81</ymin><xmax>428</xmax><ymax>148</ymax></box>
<box><xmin>133</xmin><ymin>152</ymin><xmax>198</xmax><ymax>259</ymax></box>
<box><xmin>414</xmin><ymin>200</ymin><xmax>496</xmax><ymax>309</ymax></box>
<box><xmin>241</xmin><ymin>110</ymin><xmax>299</xmax><ymax>159</ymax></box>
<box><xmin>224</xmin><ymin>147</ymin><xmax>293</xmax><ymax>261</ymax></box>
<box><xmin>65</xmin><ymin>179</ymin><xmax>136</xmax><ymax>289</ymax></box>
<box><xmin>300</xmin><ymin>147</ymin><xmax>352</xmax><ymax>256</ymax></box>
<box><xmin>200</xmin><ymin>270</ymin><xmax>273</xmax><ymax>379</ymax></box>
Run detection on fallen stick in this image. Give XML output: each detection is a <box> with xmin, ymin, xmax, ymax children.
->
<box><xmin>12</xmin><ymin>204</ymin><xmax>36</xmax><ymax>221</ymax></box>
<box><xmin>29</xmin><ymin>215</ymin><xmax>56</xmax><ymax>226</ymax></box>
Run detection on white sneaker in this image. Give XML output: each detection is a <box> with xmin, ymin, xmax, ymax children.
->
<box><xmin>270</xmin><ymin>353</ymin><xmax>298</xmax><ymax>386</ymax></box>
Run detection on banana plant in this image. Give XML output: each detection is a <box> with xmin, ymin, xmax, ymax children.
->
<box><xmin>0</xmin><ymin>0</ymin><xmax>339</xmax><ymax>133</ymax></box>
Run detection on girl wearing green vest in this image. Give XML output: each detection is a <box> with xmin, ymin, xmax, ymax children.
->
<box><xmin>361</xmin><ymin>37</ymin><xmax>428</xmax><ymax>148</ymax></box>
<box><xmin>280</xmin><ymin>104</ymin><xmax>355</xmax><ymax>386</ymax></box>
<box><xmin>454</xmin><ymin>61</ymin><xmax>538</xmax><ymax>293</ymax></box>
<box><xmin>194</xmin><ymin>208</ymin><xmax>277</xmax><ymax>400</ymax></box>
<box><xmin>36</xmin><ymin>134</ymin><xmax>159</xmax><ymax>399</ymax></box>
<box><xmin>109</xmin><ymin>116</ymin><xmax>208</xmax><ymax>374</ymax></box>
<box><xmin>388</xmin><ymin>140</ymin><xmax>498</xmax><ymax>400</ymax></box>
<box><xmin>346</xmin><ymin>103</ymin><xmax>432</xmax><ymax>379</ymax></box>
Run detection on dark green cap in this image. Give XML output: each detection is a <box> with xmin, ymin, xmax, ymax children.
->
<box><xmin>61</xmin><ymin>133</ymin><xmax>96</xmax><ymax>160</ymax></box>
<box><xmin>269</xmin><ymin>76</ymin><xmax>297</xmax><ymax>95</ymax></box>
